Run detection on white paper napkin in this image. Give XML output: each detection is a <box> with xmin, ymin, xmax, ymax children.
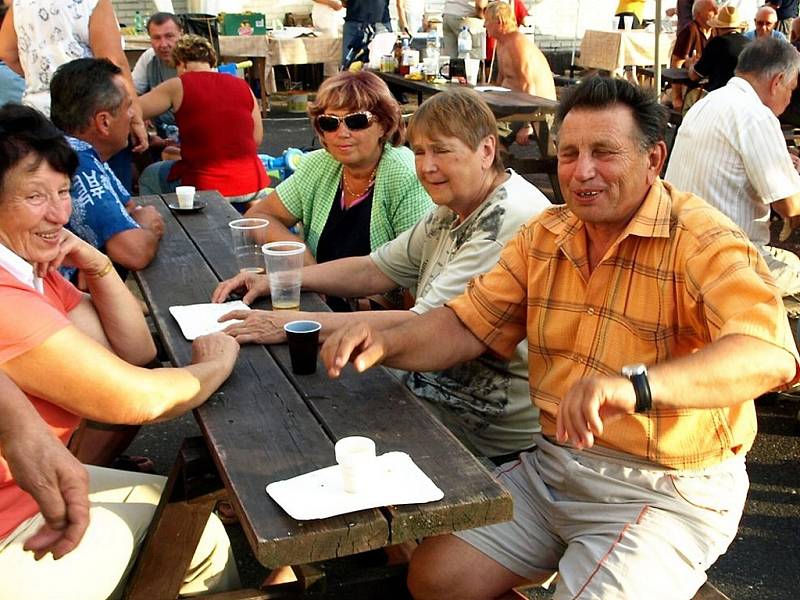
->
<box><xmin>266</xmin><ymin>451</ymin><xmax>444</xmax><ymax>520</ymax></box>
<box><xmin>474</xmin><ymin>85</ymin><xmax>512</xmax><ymax>92</ymax></box>
<box><xmin>169</xmin><ymin>301</ymin><xmax>250</xmax><ymax>340</ymax></box>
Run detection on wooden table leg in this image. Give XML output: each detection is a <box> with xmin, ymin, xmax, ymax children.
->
<box><xmin>254</xmin><ymin>57</ymin><xmax>269</xmax><ymax>116</ymax></box>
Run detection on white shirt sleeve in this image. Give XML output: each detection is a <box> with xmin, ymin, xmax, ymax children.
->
<box><xmin>131</xmin><ymin>48</ymin><xmax>155</xmax><ymax>94</ymax></box>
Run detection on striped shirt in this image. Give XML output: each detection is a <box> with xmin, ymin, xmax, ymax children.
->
<box><xmin>665</xmin><ymin>77</ymin><xmax>800</xmax><ymax>249</ymax></box>
<box><xmin>448</xmin><ymin>179</ymin><xmax>799</xmax><ymax>470</ymax></box>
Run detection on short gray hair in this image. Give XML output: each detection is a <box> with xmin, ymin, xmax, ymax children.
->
<box><xmin>735</xmin><ymin>37</ymin><xmax>800</xmax><ymax>83</ymax></box>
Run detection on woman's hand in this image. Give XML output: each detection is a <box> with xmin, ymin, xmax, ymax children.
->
<box><xmin>219</xmin><ymin>309</ymin><xmax>294</xmax><ymax>344</ymax></box>
<box><xmin>191</xmin><ymin>332</ymin><xmax>240</xmax><ymax>372</ymax></box>
<box><xmin>211</xmin><ymin>272</ymin><xmax>270</xmax><ymax>304</ymax></box>
<box><xmin>34</xmin><ymin>230</ymin><xmax>107</xmax><ymax>278</ymax></box>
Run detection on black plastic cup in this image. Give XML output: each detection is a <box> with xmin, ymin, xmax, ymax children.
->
<box><xmin>283</xmin><ymin>320</ymin><xmax>321</xmax><ymax>375</ymax></box>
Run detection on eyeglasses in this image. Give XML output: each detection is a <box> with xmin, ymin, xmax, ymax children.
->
<box><xmin>316</xmin><ymin>111</ymin><xmax>374</xmax><ymax>133</ymax></box>
<box><xmin>756</xmin><ymin>20</ymin><xmax>775</xmax><ymax>26</ymax></box>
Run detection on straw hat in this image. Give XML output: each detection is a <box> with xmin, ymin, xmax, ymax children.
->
<box><xmin>708</xmin><ymin>5</ymin><xmax>747</xmax><ymax>29</ymax></box>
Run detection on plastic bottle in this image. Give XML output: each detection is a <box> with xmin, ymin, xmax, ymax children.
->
<box><xmin>164</xmin><ymin>125</ymin><xmax>180</xmax><ymax>144</ymax></box>
<box><xmin>134</xmin><ymin>11</ymin><xmax>144</xmax><ymax>34</ymax></box>
<box><xmin>399</xmin><ymin>37</ymin><xmax>411</xmax><ymax>75</ymax></box>
<box><xmin>457</xmin><ymin>25</ymin><xmax>472</xmax><ymax>59</ymax></box>
<box><xmin>426</xmin><ymin>29</ymin><xmax>440</xmax><ymax>63</ymax></box>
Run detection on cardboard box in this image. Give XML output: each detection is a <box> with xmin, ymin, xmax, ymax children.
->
<box><xmin>219</xmin><ymin>12</ymin><xmax>266</xmax><ymax>36</ymax></box>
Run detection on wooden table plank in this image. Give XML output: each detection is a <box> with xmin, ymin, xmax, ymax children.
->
<box><xmin>135</xmin><ymin>193</ymin><xmax>389</xmax><ymax>568</ymax></box>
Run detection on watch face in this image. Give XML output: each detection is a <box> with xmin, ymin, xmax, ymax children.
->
<box><xmin>622</xmin><ymin>363</ymin><xmax>647</xmax><ymax>377</ymax></box>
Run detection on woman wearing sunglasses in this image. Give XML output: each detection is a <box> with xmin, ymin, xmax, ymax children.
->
<box><xmin>242</xmin><ymin>70</ymin><xmax>432</xmax><ymax>309</ymax></box>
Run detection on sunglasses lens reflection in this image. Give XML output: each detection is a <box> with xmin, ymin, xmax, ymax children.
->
<box><xmin>344</xmin><ymin>113</ymin><xmax>370</xmax><ymax>130</ymax></box>
<box><xmin>317</xmin><ymin>116</ymin><xmax>340</xmax><ymax>132</ymax></box>
<box><xmin>317</xmin><ymin>113</ymin><xmax>371</xmax><ymax>132</ymax></box>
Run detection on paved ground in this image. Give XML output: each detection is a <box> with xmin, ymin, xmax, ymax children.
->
<box><xmin>126</xmin><ymin>104</ymin><xmax>800</xmax><ymax>598</ymax></box>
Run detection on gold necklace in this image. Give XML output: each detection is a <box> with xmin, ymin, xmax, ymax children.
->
<box><xmin>342</xmin><ymin>166</ymin><xmax>377</xmax><ymax>199</ymax></box>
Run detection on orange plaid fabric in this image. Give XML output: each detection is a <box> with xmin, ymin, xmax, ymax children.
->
<box><xmin>448</xmin><ymin>179</ymin><xmax>800</xmax><ymax>469</ymax></box>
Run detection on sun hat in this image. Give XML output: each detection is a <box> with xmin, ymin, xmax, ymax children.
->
<box><xmin>708</xmin><ymin>5</ymin><xmax>747</xmax><ymax>29</ymax></box>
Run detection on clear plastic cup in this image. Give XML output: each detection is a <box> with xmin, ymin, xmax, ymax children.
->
<box><xmin>229</xmin><ymin>218</ymin><xmax>269</xmax><ymax>274</ymax></box>
<box><xmin>262</xmin><ymin>241</ymin><xmax>305</xmax><ymax>311</ymax></box>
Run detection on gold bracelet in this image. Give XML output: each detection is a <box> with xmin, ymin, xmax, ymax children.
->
<box><xmin>85</xmin><ymin>260</ymin><xmax>114</xmax><ymax>279</ymax></box>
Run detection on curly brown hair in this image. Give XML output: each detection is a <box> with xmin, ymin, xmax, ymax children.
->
<box><xmin>172</xmin><ymin>34</ymin><xmax>217</xmax><ymax>68</ymax></box>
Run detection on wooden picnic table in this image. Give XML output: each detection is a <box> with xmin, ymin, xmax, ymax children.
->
<box><xmin>638</xmin><ymin>66</ymin><xmax>691</xmax><ymax>87</ymax></box>
<box><xmin>124</xmin><ymin>190</ymin><xmax>512</xmax><ymax>599</ymax></box>
<box><xmin>376</xmin><ymin>71</ymin><xmax>562</xmax><ymax>202</ymax></box>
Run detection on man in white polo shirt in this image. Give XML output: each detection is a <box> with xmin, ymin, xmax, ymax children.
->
<box><xmin>666</xmin><ymin>36</ymin><xmax>800</xmax><ymax>297</ymax></box>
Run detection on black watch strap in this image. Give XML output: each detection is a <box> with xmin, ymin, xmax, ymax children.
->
<box><xmin>622</xmin><ymin>364</ymin><xmax>652</xmax><ymax>413</ymax></box>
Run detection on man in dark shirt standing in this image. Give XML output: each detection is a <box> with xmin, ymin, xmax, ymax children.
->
<box><xmin>768</xmin><ymin>0</ymin><xmax>799</xmax><ymax>36</ymax></box>
<box><xmin>690</xmin><ymin>4</ymin><xmax>749</xmax><ymax>92</ymax></box>
<box><xmin>670</xmin><ymin>0</ymin><xmax>717</xmax><ymax>111</ymax></box>
<box><xmin>342</xmin><ymin>0</ymin><xmax>392</xmax><ymax>65</ymax></box>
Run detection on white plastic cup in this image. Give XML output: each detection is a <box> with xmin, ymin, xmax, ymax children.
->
<box><xmin>229</xmin><ymin>218</ymin><xmax>269</xmax><ymax>274</ymax></box>
<box><xmin>262</xmin><ymin>241</ymin><xmax>305</xmax><ymax>311</ymax></box>
<box><xmin>335</xmin><ymin>436</ymin><xmax>377</xmax><ymax>494</ymax></box>
<box><xmin>465</xmin><ymin>58</ymin><xmax>479</xmax><ymax>86</ymax></box>
<box><xmin>623</xmin><ymin>15</ymin><xmax>634</xmax><ymax>30</ymax></box>
<box><xmin>175</xmin><ymin>185</ymin><xmax>195</xmax><ymax>209</ymax></box>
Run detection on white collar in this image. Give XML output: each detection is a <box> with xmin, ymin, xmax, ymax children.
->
<box><xmin>0</xmin><ymin>242</ymin><xmax>44</xmax><ymax>294</ymax></box>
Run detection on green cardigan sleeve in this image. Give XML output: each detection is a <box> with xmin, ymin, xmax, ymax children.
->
<box><xmin>369</xmin><ymin>145</ymin><xmax>434</xmax><ymax>251</ymax></box>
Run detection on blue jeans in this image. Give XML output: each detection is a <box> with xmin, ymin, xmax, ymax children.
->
<box><xmin>342</xmin><ymin>21</ymin><xmax>391</xmax><ymax>64</ymax></box>
<box><xmin>138</xmin><ymin>160</ymin><xmax>179</xmax><ymax>195</ymax></box>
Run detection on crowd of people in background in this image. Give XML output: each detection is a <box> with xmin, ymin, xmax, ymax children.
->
<box><xmin>1</xmin><ymin>1</ymin><xmax>800</xmax><ymax>599</ymax></box>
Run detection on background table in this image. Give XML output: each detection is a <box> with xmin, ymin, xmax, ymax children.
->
<box><xmin>124</xmin><ymin>33</ymin><xmax>342</xmax><ymax>114</ymax></box>
<box><xmin>124</xmin><ymin>190</ymin><xmax>512</xmax><ymax>599</ymax></box>
<box><xmin>376</xmin><ymin>72</ymin><xmax>562</xmax><ymax>201</ymax></box>
<box><xmin>577</xmin><ymin>29</ymin><xmax>675</xmax><ymax>74</ymax></box>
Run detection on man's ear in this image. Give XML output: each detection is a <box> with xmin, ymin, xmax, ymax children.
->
<box><xmin>772</xmin><ymin>72</ymin><xmax>786</xmax><ymax>95</ymax></box>
<box><xmin>92</xmin><ymin>110</ymin><xmax>112</xmax><ymax>136</ymax></box>
<box><xmin>646</xmin><ymin>140</ymin><xmax>667</xmax><ymax>183</ymax></box>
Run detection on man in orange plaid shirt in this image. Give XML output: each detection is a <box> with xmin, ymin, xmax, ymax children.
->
<box><xmin>321</xmin><ymin>76</ymin><xmax>800</xmax><ymax>599</ymax></box>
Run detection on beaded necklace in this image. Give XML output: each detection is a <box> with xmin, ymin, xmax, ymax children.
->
<box><xmin>342</xmin><ymin>166</ymin><xmax>378</xmax><ymax>201</ymax></box>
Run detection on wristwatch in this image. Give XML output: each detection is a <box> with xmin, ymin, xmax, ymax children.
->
<box><xmin>621</xmin><ymin>363</ymin><xmax>652</xmax><ymax>413</ymax></box>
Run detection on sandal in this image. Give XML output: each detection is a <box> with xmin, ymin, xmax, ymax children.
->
<box><xmin>214</xmin><ymin>500</ymin><xmax>239</xmax><ymax>525</ymax></box>
<box><xmin>112</xmin><ymin>454</ymin><xmax>156</xmax><ymax>474</ymax></box>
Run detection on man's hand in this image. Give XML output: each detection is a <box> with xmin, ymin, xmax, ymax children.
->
<box><xmin>515</xmin><ymin>124</ymin><xmax>533</xmax><ymax>146</ymax></box>
<box><xmin>212</xmin><ymin>272</ymin><xmax>270</xmax><ymax>304</ymax></box>
<box><xmin>556</xmin><ymin>375</ymin><xmax>636</xmax><ymax>450</ymax></box>
<box><xmin>3</xmin><ymin>426</ymin><xmax>90</xmax><ymax>560</ymax></box>
<box><xmin>326</xmin><ymin>0</ymin><xmax>343</xmax><ymax>9</ymax></box>
<box><xmin>129</xmin><ymin>116</ymin><xmax>149</xmax><ymax>153</ymax></box>
<box><xmin>219</xmin><ymin>309</ymin><xmax>293</xmax><ymax>344</ymax></box>
<box><xmin>320</xmin><ymin>322</ymin><xmax>388</xmax><ymax>378</ymax></box>
<box><xmin>131</xmin><ymin>205</ymin><xmax>165</xmax><ymax>239</ymax></box>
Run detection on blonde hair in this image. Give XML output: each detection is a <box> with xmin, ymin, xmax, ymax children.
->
<box><xmin>172</xmin><ymin>34</ymin><xmax>217</xmax><ymax>68</ymax></box>
<box><xmin>485</xmin><ymin>2</ymin><xmax>517</xmax><ymax>31</ymax></box>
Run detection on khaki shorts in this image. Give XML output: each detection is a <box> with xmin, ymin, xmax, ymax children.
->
<box><xmin>456</xmin><ymin>434</ymin><xmax>748</xmax><ymax>600</ymax></box>
<box><xmin>0</xmin><ymin>466</ymin><xmax>239</xmax><ymax>600</ymax></box>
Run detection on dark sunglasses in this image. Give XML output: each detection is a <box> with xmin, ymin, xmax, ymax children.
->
<box><xmin>316</xmin><ymin>111</ymin><xmax>374</xmax><ymax>132</ymax></box>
